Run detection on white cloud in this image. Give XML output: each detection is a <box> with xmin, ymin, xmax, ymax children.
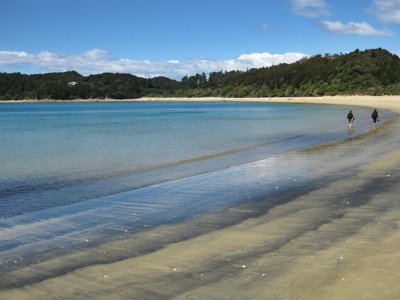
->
<box><xmin>369</xmin><ymin>0</ymin><xmax>400</xmax><ymax>24</ymax></box>
<box><xmin>0</xmin><ymin>50</ymin><xmax>30</xmax><ymax>64</ymax></box>
<box><xmin>291</xmin><ymin>0</ymin><xmax>330</xmax><ymax>17</ymax></box>
<box><xmin>320</xmin><ymin>20</ymin><xmax>393</xmax><ymax>36</ymax></box>
<box><xmin>237</xmin><ymin>52</ymin><xmax>307</xmax><ymax>67</ymax></box>
<box><xmin>84</xmin><ymin>49</ymin><xmax>109</xmax><ymax>59</ymax></box>
<box><xmin>0</xmin><ymin>49</ymin><xmax>308</xmax><ymax>79</ymax></box>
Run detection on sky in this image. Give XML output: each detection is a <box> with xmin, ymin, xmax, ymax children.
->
<box><xmin>1</xmin><ymin>0</ymin><xmax>400</xmax><ymax>79</ymax></box>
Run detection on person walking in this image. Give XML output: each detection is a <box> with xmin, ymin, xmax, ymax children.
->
<box><xmin>371</xmin><ymin>109</ymin><xmax>379</xmax><ymax>127</ymax></box>
<box><xmin>347</xmin><ymin>110</ymin><xmax>355</xmax><ymax>129</ymax></box>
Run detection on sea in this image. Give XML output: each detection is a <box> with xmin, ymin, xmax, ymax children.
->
<box><xmin>0</xmin><ymin>100</ymin><xmax>395</xmax><ymax>281</ymax></box>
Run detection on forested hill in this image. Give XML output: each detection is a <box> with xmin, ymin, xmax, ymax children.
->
<box><xmin>1</xmin><ymin>48</ymin><xmax>400</xmax><ymax>100</ymax></box>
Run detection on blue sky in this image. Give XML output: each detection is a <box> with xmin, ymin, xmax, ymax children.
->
<box><xmin>1</xmin><ymin>0</ymin><xmax>399</xmax><ymax>79</ymax></box>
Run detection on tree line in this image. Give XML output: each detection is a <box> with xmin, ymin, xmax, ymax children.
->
<box><xmin>1</xmin><ymin>48</ymin><xmax>400</xmax><ymax>101</ymax></box>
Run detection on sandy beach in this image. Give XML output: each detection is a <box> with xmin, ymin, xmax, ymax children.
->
<box><xmin>139</xmin><ymin>95</ymin><xmax>400</xmax><ymax>113</ymax></box>
<box><xmin>1</xmin><ymin>95</ymin><xmax>400</xmax><ymax>299</ymax></box>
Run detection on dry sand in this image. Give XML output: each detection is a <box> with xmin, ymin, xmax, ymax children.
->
<box><xmin>139</xmin><ymin>95</ymin><xmax>400</xmax><ymax>113</ymax></box>
<box><xmin>2</xmin><ymin>95</ymin><xmax>400</xmax><ymax>113</ymax></box>
<box><xmin>1</xmin><ymin>95</ymin><xmax>400</xmax><ymax>299</ymax></box>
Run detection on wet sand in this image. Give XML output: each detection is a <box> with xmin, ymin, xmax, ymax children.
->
<box><xmin>1</xmin><ymin>96</ymin><xmax>400</xmax><ymax>299</ymax></box>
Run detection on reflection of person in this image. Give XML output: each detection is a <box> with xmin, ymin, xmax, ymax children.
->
<box><xmin>347</xmin><ymin>110</ymin><xmax>355</xmax><ymax>128</ymax></box>
<box><xmin>371</xmin><ymin>109</ymin><xmax>379</xmax><ymax>127</ymax></box>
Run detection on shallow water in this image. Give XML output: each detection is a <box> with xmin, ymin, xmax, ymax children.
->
<box><xmin>0</xmin><ymin>101</ymin><xmax>396</xmax><ymax>286</ymax></box>
<box><xmin>0</xmin><ymin>101</ymin><xmax>379</xmax><ymax>217</ymax></box>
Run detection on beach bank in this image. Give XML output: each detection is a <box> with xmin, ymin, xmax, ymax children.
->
<box><xmin>2</xmin><ymin>95</ymin><xmax>400</xmax><ymax>112</ymax></box>
<box><xmin>139</xmin><ymin>95</ymin><xmax>400</xmax><ymax>112</ymax></box>
<box><xmin>1</xmin><ymin>96</ymin><xmax>400</xmax><ymax>299</ymax></box>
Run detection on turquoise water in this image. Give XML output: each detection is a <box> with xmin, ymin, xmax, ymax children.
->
<box><xmin>0</xmin><ymin>101</ymin><xmax>379</xmax><ymax>218</ymax></box>
<box><xmin>0</xmin><ymin>100</ymin><xmax>396</xmax><ymax>280</ymax></box>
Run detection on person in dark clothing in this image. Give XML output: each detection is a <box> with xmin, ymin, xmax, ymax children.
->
<box><xmin>371</xmin><ymin>109</ymin><xmax>379</xmax><ymax>127</ymax></box>
<box><xmin>347</xmin><ymin>110</ymin><xmax>355</xmax><ymax>128</ymax></box>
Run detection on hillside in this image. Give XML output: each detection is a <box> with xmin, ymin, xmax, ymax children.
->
<box><xmin>1</xmin><ymin>48</ymin><xmax>400</xmax><ymax>100</ymax></box>
<box><xmin>187</xmin><ymin>48</ymin><xmax>400</xmax><ymax>98</ymax></box>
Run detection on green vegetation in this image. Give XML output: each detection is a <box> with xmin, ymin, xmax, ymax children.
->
<box><xmin>1</xmin><ymin>48</ymin><xmax>400</xmax><ymax>100</ymax></box>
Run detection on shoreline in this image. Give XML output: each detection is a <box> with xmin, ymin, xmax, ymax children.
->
<box><xmin>1</xmin><ymin>94</ymin><xmax>400</xmax><ymax>109</ymax></box>
<box><xmin>1</xmin><ymin>96</ymin><xmax>400</xmax><ymax>299</ymax></box>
